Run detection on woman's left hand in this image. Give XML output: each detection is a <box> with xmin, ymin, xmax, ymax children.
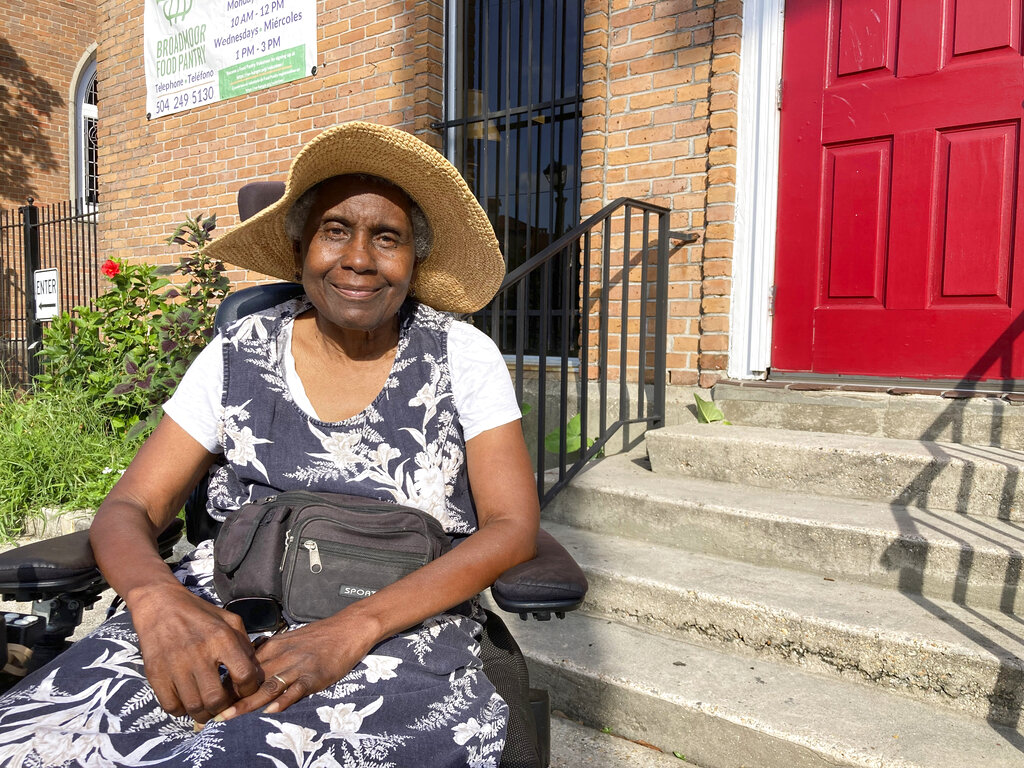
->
<box><xmin>215</xmin><ymin>616</ymin><xmax>376</xmax><ymax>721</ymax></box>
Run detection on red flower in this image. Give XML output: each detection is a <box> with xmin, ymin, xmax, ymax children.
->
<box><xmin>100</xmin><ymin>259</ymin><xmax>120</xmax><ymax>278</ymax></box>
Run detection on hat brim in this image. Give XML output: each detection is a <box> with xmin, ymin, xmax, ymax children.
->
<box><xmin>205</xmin><ymin>122</ymin><xmax>505</xmax><ymax>314</ymax></box>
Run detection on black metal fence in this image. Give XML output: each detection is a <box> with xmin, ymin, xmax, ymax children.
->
<box><xmin>494</xmin><ymin>197</ymin><xmax>676</xmax><ymax>506</ymax></box>
<box><xmin>0</xmin><ymin>199</ymin><xmax>99</xmax><ymax>387</ymax></box>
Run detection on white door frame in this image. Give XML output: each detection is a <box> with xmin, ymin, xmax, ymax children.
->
<box><xmin>727</xmin><ymin>0</ymin><xmax>786</xmax><ymax>379</ymax></box>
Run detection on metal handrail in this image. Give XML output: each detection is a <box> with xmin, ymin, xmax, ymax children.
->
<box><xmin>490</xmin><ymin>197</ymin><xmax>675</xmax><ymax>506</ymax></box>
<box><xmin>501</xmin><ymin>197</ymin><xmax>670</xmax><ymax>290</ymax></box>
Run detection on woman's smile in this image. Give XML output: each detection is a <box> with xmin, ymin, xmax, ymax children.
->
<box><xmin>329</xmin><ymin>282</ymin><xmax>382</xmax><ymax>300</ymax></box>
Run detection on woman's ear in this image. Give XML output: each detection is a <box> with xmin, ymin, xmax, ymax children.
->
<box><xmin>292</xmin><ymin>242</ymin><xmax>303</xmax><ymax>282</ymax></box>
<box><xmin>408</xmin><ymin>260</ymin><xmax>420</xmax><ymax>297</ymax></box>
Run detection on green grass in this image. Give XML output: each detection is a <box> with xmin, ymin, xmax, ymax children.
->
<box><xmin>0</xmin><ymin>387</ymin><xmax>140</xmax><ymax>540</ymax></box>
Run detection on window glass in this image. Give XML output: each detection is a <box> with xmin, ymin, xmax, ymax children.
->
<box><xmin>443</xmin><ymin>0</ymin><xmax>584</xmax><ymax>355</ymax></box>
<box><xmin>75</xmin><ymin>58</ymin><xmax>98</xmax><ymax>206</ymax></box>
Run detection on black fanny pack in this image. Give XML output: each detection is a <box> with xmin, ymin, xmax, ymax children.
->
<box><xmin>212</xmin><ymin>490</ymin><xmax>451</xmax><ymax>628</ymax></box>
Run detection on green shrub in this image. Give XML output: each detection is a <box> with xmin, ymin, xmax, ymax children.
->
<box><xmin>34</xmin><ymin>258</ymin><xmax>175</xmax><ymax>432</ymax></box>
<box><xmin>543</xmin><ymin>412</ymin><xmax>595</xmax><ymax>456</ymax></box>
<box><xmin>0</xmin><ymin>214</ymin><xmax>227</xmax><ymax>537</ymax></box>
<box><xmin>36</xmin><ymin>213</ymin><xmax>227</xmax><ymax>438</ymax></box>
<box><xmin>0</xmin><ymin>388</ymin><xmax>138</xmax><ymax>539</ymax></box>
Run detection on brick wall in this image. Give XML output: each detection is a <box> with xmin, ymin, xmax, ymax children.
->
<box><xmin>94</xmin><ymin>0</ymin><xmax>742</xmax><ymax>386</ymax></box>
<box><xmin>0</xmin><ymin>0</ymin><xmax>99</xmax><ymax>210</ymax></box>
<box><xmin>579</xmin><ymin>0</ymin><xmax>741</xmax><ymax>387</ymax></box>
<box><xmin>96</xmin><ymin>0</ymin><xmax>444</xmax><ymax>284</ymax></box>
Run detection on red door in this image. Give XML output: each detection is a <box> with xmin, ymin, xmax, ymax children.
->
<box><xmin>773</xmin><ymin>0</ymin><xmax>1024</xmax><ymax>380</ymax></box>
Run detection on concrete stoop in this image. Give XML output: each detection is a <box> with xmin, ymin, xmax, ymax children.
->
<box><xmin>713</xmin><ymin>383</ymin><xmax>1024</xmax><ymax>450</ymax></box>
<box><xmin>549</xmin><ymin>715</ymin><xmax>686</xmax><ymax>767</ymax></box>
<box><xmin>547</xmin><ymin>456</ymin><xmax>1024</xmax><ymax>614</ymax></box>
<box><xmin>646</xmin><ymin>423</ymin><xmax>1024</xmax><ymax>520</ymax></box>
<box><xmin>544</xmin><ymin>518</ymin><xmax>1024</xmax><ymax>726</ymax></box>
<box><xmin>519</xmin><ymin>386</ymin><xmax>1024</xmax><ymax>767</ymax></box>
<box><xmin>516</xmin><ymin>610</ymin><xmax>1022</xmax><ymax>768</ymax></box>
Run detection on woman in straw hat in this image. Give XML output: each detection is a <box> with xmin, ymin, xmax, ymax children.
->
<box><xmin>0</xmin><ymin>123</ymin><xmax>539</xmax><ymax>767</ymax></box>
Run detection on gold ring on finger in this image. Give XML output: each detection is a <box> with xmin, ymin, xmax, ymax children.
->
<box><xmin>271</xmin><ymin>674</ymin><xmax>287</xmax><ymax>687</ymax></box>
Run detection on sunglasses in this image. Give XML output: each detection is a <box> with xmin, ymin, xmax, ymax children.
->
<box><xmin>224</xmin><ymin>597</ymin><xmax>285</xmax><ymax>633</ymax></box>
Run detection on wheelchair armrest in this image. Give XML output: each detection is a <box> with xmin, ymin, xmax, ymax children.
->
<box><xmin>490</xmin><ymin>528</ymin><xmax>588</xmax><ymax>620</ymax></box>
<box><xmin>0</xmin><ymin>518</ymin><xmax>185</xmax><ymax>602</ymax></box>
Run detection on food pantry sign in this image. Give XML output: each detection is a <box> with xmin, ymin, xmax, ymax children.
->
<box><xmin>144</xmin><ymin>0</ymin><xmax>317</xmax><ymax>119</ymax></box>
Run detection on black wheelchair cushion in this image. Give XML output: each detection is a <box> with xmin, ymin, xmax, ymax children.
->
<box><xmin>237</xmin><ymin>181</ymin><xmax>285</xmax><ymax>222</ymax></box>
<box><xmin>215</xmin><ymin>283</ymin><xmax>304</xmax><ymax>329</ymax></box>
<box><xmin>0</xmin><ymin>519</ymin><xmax>184</xmax><ymax>601</ymax></box>
<box><xmin>491</xmin><ymin>529</ymin><xmax>588</xmax><ymax>616</ymax></box>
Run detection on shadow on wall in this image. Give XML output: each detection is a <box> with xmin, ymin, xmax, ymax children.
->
<box><xmin>0</xmin><ymin>37</ymin><xmax>64</xmax><ymax>204</ymax></box>
<box><xmin>881</xmin><ymin>309</ymin><xmax>1024</xmax><ymax>752</ymax></box>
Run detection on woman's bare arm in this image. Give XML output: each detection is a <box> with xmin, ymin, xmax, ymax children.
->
<box><xmin>91</xmin><ymin>417</ymin><xmax>212</xmax><ymax>596</ymax></box>
<box><xmin>218</xmin><ymin>418</ymin><xmax>540</xmax><ymax>718</ymax></box>
<box><xmin>90</xmin><ymin>416</ymin><xmax>263</xmax><ymax>722</ymax></box>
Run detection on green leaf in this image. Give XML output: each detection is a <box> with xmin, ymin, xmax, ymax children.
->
<box><xmin>693</xmin><ymin>394</ymin><xmax>729</xmax><ymax>424</ymax></box>
<box><xmin>673</xmin><ymin>752</ymin><xmax>686</xmax><ymax>761</ymax></box>
<box><xmin>126</xmin><ymin>419</ymin><xmax>150</xmax><ymax>441</ymax></box>
<box><xmin>565</xmin><ymin>412</ymin><xmax>582</xmax><ymax>438</ymax></box>
<box><xmin>545</xmin><ymin>415</ymin><xmax>583</xmax><ymax>454</ymax></box>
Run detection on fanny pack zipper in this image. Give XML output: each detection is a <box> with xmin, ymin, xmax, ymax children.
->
<box><xmin>301</xmin><ymin>538</ymin><xmax>427</xmax><ymax>574</ymax></box>
<box><xmin>268</xmin><ymin>490</ymin><xmax>445</xmax><ymax>536</ymax></box>
<box><xmin>289</xmin><ymin>514</ymin><xmax>431</xmax><ymax>575</ymax></box>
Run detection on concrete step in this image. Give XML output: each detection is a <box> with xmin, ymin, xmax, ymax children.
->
<box><xmin>713</xmin><ymin>382</ymin><xmax>1024</xmax><ymax>450</ymax></box>
<box><xmin>519</xmin><ymin>381</ymin><xmax>703</xmax><ymax>469</ymax></box>
<box><xmin>495</xmin><ymin>605</ymin><xmax>1024</xmax><ymax>768</ymax></box>
<box><xmin>544</xmin><ymin>521</ymin><xmax>1024</xmax><ymax>725</ymax></box>
<box><xmin>549</xmin><ymin>715</ymin><xmax>689</xmax><ymax>767</ymax></box>
<box><xmin>547</xmin><ymin>453</ymin><xmax>1024</xmax><ymax>613</ymax></box>
<box><xmin>645</xmin><ymin>423</ymin><xmax>1024</xmax><ymax>519</ymax></box>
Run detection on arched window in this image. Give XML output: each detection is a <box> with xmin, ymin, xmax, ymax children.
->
<box><xmin>73</xmin><ymin>56</ymin><xmax>98</xmax><ymax>206</ymax></box>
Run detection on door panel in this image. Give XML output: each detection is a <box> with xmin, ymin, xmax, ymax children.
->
<box><xmin>774</xmin><ymin>0</ymin><xmax>1024</xmax><ymax>380</ymax></box>
<box><xmin>953</xmin><ymin>0</ymin><xmax>1017</xmax><ymax>56</ymax></box>
<box><xmin>935</xmin><ymin>123</ymin><xmax>1017</xmax><ymax>302</ymax></box>
<box><xmin>823</xmin><ymin>140</ymin><xmax>892</xmax><ymax>302</ymax></box>
<box><xmin>835</xmin><ymin>0</ymin><xmax>897</xmax><ymax>77</ymax></box>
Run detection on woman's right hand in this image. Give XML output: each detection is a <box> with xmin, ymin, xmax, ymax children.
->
<box><xmin>126</xmin><ymin>582</ymin><xmax>264</xmax><ymax>723</ymax></box>
<box><xmin>90</xmin><ymin>418</ymin><xmax>257</xmax><ymax>723</ymax></box>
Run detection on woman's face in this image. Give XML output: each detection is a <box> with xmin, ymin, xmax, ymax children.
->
<box><xmin>296</xmin><ymin>176</ymin><xmax>417</xmax><ymax>337</ymax></box>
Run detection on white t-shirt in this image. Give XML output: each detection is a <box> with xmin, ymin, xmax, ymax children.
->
<box><xmin>164</xmin><ymin>319</ymin><xmax>522</xmax><ymax>454</ymax></box>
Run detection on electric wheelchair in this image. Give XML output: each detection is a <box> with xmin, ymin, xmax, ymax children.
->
<box><xmin>0</xmin><ymin>182</ymin><xmax>588</xmax><ymax>768</ymax></box>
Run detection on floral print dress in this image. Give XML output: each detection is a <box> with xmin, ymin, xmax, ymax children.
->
<box><xmin>0</xmin><ymin>298</ymin><xmax>508</xmax><ymax>767</ymax></box>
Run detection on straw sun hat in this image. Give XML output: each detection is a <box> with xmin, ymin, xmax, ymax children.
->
<box><xmin>205</xmin><ymin>121</ymin><xmax>505</xmax><ymax>314</ymax></box>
